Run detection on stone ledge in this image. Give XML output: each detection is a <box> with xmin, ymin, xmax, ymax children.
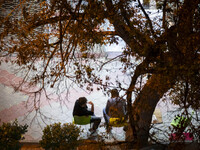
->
<box><xmin>20</xmin><ymin>141</ymin><xmax>200</xmax><ymax>150</ymax></box>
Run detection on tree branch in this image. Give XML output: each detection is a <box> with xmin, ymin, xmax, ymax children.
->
<box><xmin>162</xmin><ymin>0</ymin><xmax>167</xmax><ymax>29</ymax></box>
<box><xmin>137</xmin><ymin>0</ymin><xmax>156</xmax><ymax>39</ymax></box>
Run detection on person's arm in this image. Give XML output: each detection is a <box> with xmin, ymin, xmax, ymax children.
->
<box><xmin>88</xmin><ymin>101</ymin><xmax>94</xmax><ymax>112</ymax></box>
<box><xmin>80</xmin><ymin>106</ymin><xmax>94</xmax><ymax>116</ymax></box>
<box><xmin>105</xmin><ymin>100</ymin><xmax>110</xmax><ymax>114</ymax></box>
<box><xmin>124</xmin><ymin>100</ymin><xmax>127</xmax><ymax>114</ymax></box>
<box><xmin>124</xmin><ymin>100</ymin><xmax>128</xmax><ymax>120</ymax></box>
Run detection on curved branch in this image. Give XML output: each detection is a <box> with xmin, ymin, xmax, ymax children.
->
<box><xmin>104</xmin><ymin>0</ymin><xmax>155</xmax><ymax>56</ymax></box>
<box><xmin>99</xmin><ymin>54</ymin><xmax>124</xmax><ymax>71</ymax></box>
<box><xmin>162</xmin><ymin>0</ymin><xmax>167</xmax><ymax>29</ymax></box>
<box><xmin>137</xmin><ymin>0</ymin><xmax>156</xmax><ymax>39</ymax></box>
<box><xmin>126</xmin><ymin>57</ymin><xmax>152</xmax><ymax>140</ymax></box>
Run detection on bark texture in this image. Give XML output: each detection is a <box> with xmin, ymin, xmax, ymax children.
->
<box><xmin>127</xmin><ymin>74</ymin><xmax>175</xmax><ymax>148</ymax></box>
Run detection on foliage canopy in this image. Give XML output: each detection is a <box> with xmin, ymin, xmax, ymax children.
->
<box><xmin>0</xmin><ymin>0</ymin><xmax>200</xmax><ymax>148</ymax></box>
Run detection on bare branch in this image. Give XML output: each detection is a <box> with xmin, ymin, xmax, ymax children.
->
<box><xmin>137</xmin><ymin>0</ymin><xmax>156</xmax><ymax>38</ymax></box>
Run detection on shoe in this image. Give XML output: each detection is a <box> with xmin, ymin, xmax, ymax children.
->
<box><xmin>89</xmin><ymin>128</ymin><xmax>93</xmax><ymax>132</ymax></box>
<box><xmin>90</xmin><ymin>130</ymin><xmax>98</xmax><ymax>136</ymax></box>
<box><xmin>123</xmin><ymin>126</ymin><xmax>128</xmax><ymax>131</ymax></box>
<box><xmin>89</xmin><ymin>128</ymin><xmax>97</xmax><ymax>135</ymax></box>
<box><xmin>106</xmin><ymin>126</ymin><xmax>112</xmax><ymax>133</ymax></box>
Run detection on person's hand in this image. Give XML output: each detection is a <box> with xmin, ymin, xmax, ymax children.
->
<box><xmin>88</xmin><ymin>101</ymin><xmax>94</xmax><ymax>105</ymax></box>
<box><xmin>87</xmin><ymin>101</ymin><xmax>94</xmax><ymax>112</ymax></box>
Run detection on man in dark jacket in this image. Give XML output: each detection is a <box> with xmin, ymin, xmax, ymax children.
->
<box><xmin>103</xmin><ymin>89</ymin><xmax>127</xmax><ymax>132</ymax></box>
<box><xmin>73</xmin><ymin>97</ymin><xmax>101</xmax><ymax>134</ymax></box>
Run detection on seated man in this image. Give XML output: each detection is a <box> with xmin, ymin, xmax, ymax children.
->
<box><xmin>103</xmin><ymin>89</ymin><xmax>127</xmax><ymax>132</ymax></box>
<box><xmin>73</xmin><ymin>97</ymin><xmax>101</xmax><ymax>135</ymax></box>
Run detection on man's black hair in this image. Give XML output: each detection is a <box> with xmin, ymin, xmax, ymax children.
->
<box><xmin>78</xmin><ymin>97</ymin><xmax>87</xmax><ymax>106</ymax></box>
<box><xmin>110</xmin><ymin>89</ymin><xmax>119</xmax><ymax>97</ymax></box>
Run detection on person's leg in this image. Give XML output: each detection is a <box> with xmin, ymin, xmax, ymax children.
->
<box><xmin>103</xmin><ymin>108</ymin><xmax>110</xmax><ymax>125</ymax></box>
<box><xmin>90</xmin><ymin>116</ymin><xmax>101</xmax><ymax>131</ymax></box>
<box><xmin>103</xmin><ymin>108</ymin><xmax>112</xmax><ymax>132</ymax></box>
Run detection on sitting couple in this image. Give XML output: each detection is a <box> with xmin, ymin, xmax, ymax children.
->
<box><xmin>72</xmin><ymin>89</ymin><xmax>127</xmax><ymax>135</ymax></box>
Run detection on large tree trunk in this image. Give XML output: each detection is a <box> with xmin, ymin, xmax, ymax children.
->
<box><xmin>126</xmin><ymin>74</ymin><xmax>175</xmax><ymax>149</ymax></box>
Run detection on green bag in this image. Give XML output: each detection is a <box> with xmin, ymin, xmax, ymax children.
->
<box><xmin>73</xmin><ymin>115</ymin><xmax>91</xmax><ymax>125</ymax></box>
<box><xmin>171</xmin><ymin>115</ymin><xmax>191</xmax><ymax>128</ymax></box>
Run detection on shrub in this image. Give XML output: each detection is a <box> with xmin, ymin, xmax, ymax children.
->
<box><xmin>40</xmin><ymin>122</ymin><xmax>82</xmax><ymax>150</ymax></box>
<box><xmin>0</xmin><ymin>119</ymin><xmax>28</xmax><ymax>150</ymax></box>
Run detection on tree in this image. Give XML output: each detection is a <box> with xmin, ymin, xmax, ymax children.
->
<box><xmin>0</xmin><ymin>0</ymin><xmax>200</xmax><ymax>149</ymax></box>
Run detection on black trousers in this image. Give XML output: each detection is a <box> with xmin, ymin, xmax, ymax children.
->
<box><xmin>90</xmin><ymin>116</ymin><xmax>101</xmax><ymax>130</ymax></box>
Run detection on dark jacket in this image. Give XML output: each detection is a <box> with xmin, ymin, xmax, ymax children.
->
<box><xmin>73</xmin><ymin>99</ymin><xmax>94</xmax><ymax>116</ymax></box>
<box><xmin>105</xmin><ymin>97</ymin><xmax>126</xmax><ymax>118</ymax></box>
